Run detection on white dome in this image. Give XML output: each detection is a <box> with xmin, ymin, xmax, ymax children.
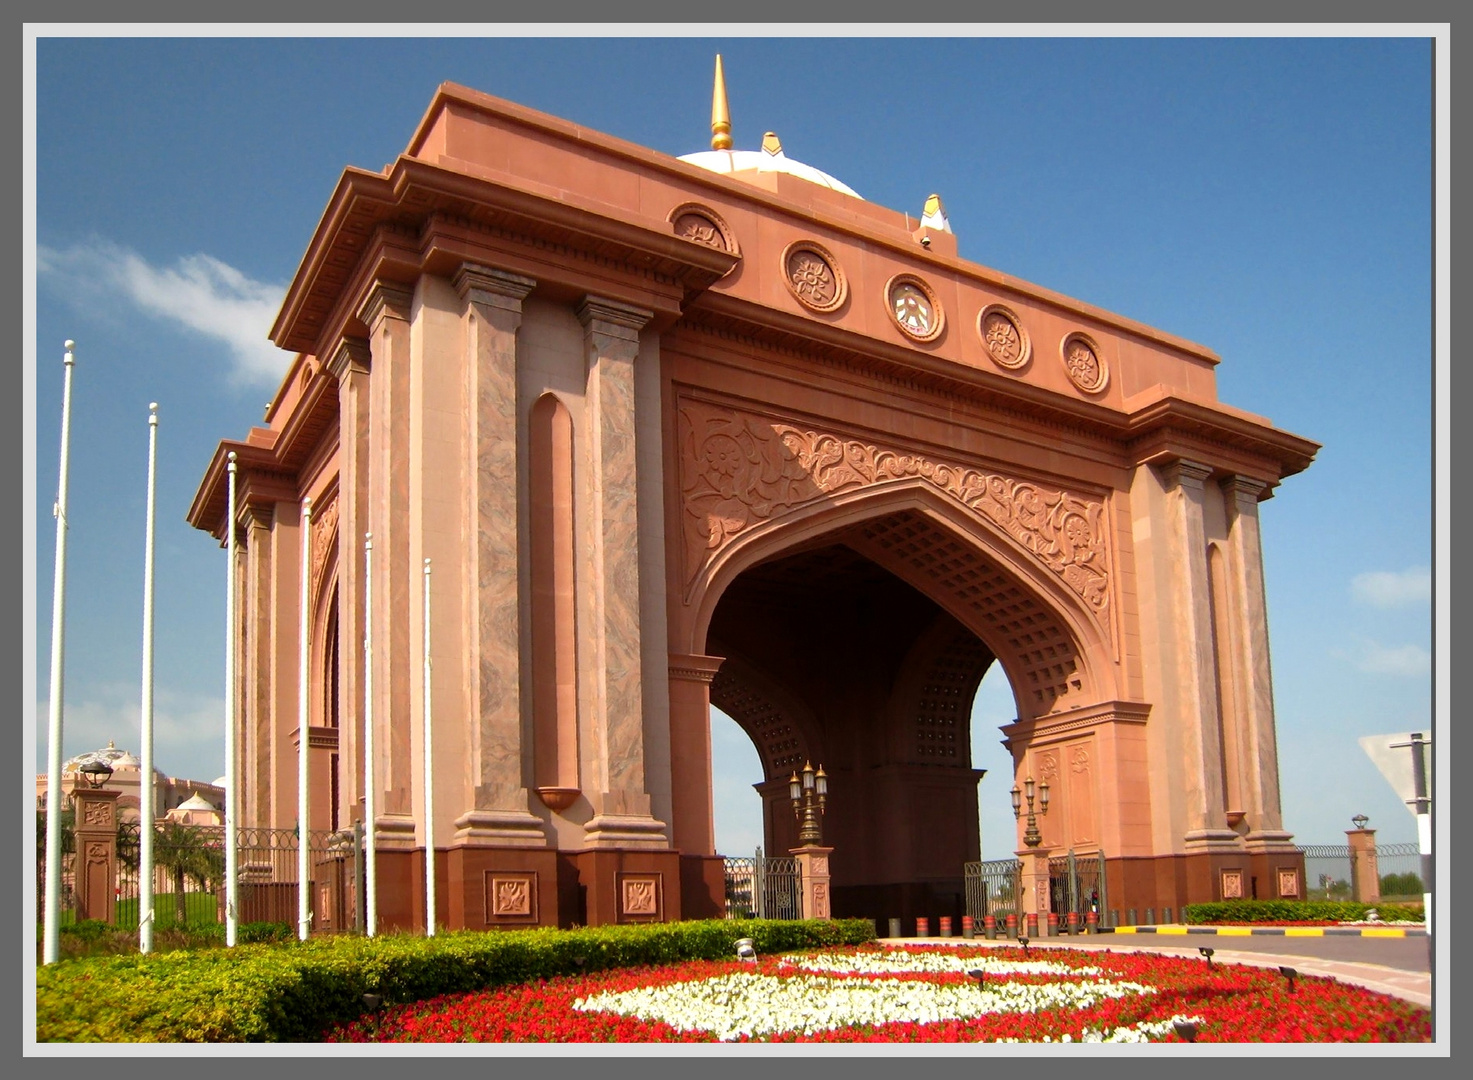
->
<box><xmin>176</xmin><ymin>791</ymin><xmax>218</xmax><ymax>811</ymax></box>
<box><xmin>212</xmin><ymin>776</ymin><xmax>228</xmax><ymax>788</ymax></box>
<box><xmin>679</xmin><ymin>148</ymin><xmax>861</xmax><ymax>199</ymax></box>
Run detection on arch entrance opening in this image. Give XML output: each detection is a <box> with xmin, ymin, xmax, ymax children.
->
<box><xmin>703</xmin><ymin>506</ymin><xmax>1082</xmax><ymax>926</ymax></box>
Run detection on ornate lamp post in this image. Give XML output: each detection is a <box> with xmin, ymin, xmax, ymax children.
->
<box><xmin>71</xmin><ymin>757</ymin><xmax>119</xmax><ymax>924</ymax></box>
<box><xmin>1010</xmin><ymin>776</ymin><xmax>1050</xmax><ymax>847</ymax></box>
<box><xmin>1351</xmin><ymin>814</ymin><xmax>1369</xmax><ymax>831</ymax></box>
<box><xmin>789</xmin><ymin>761</ymin><xmax>827</xmax><ymax>845</ymax></box>
<box><xmin>787</xmin><ymin>761</ymin><xmax>831</xmax><ymax>920</ymax></box>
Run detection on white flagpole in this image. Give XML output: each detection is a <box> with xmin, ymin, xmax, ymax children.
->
<box><xmin>43</xmin><ymin>340</ymin><xmax>77</xmax><ymax>966</ymax></box>
<box><xmin>224</xmin><ymin>452</ymin><xmax>239</xmax><ymax>947</ymax></box>
<box><xmin>363</xmin><ymin>533</ymin><xmax>376</xmax><ymax>937</ymax></box>
<box><xmin>422</xmin><ymin>557</ymin><xmax>434</xmax><ymax>938</ymax></box>
<box><xmin>297</xmin><ymin>497</ymin><xmax>313</xmax><ymax>942</ymax></box>
<box><xmin>139</xmin><ymin>403</ymin><xmax>159</xmax><ymax>955</ymax></box>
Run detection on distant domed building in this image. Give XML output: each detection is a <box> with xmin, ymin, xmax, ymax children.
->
<box><xmin>35</xmin><ymin>740</ymin><xmax>224</xmax><ymax>822</ymax></box>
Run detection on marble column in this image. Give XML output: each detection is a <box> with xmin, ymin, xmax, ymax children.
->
<box><xmin>240</xmin><ymin>506</ymin><xmax>273</xmax><ymax>828</ymax></box>
<box><xmin>668</xmin><ymin>654</ymin><xmax>725</xmax><ymax>855</ymax></box>
<box><xmin>577</xmin><ymin>296</ymin><xmax>667</xmax><ymax>849</ymax></box>
<box><xmin>451</xmin><ymin>264</ymin><xmax>545</xmax><ymax>846</ymax></box>
<box><xmin>327</xmin><ymin>337</ymin><xmax>371</xmax><ymax>824</ymax></box>
<box><xmin>361</xmin><ymin>282</ymin><xmax>417</xmax><ymax>850</ymax></box>
<box><xmin>1222</xmin><ymin>475</ymin><xmax>1296</xmax><ymax>851</ymax></box>
<box><xmin>1158</xmin><ymin>459</ymin><xmax>1235</xmax><ymax>850</ymax></box>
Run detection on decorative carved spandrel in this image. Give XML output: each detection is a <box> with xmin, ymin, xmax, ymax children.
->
<box><xmin>677</xmin><ymin>401</ymin><xmax>1111</xmax><ymax>617</ymax></box>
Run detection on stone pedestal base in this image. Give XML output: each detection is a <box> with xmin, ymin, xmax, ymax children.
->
<box><xmin>791</xmin><ymin>845</ymin><xmax>833</xmax><ymax>920</ymax></box>
<box><xmin>568</xmin><ymin>848</ymin><xmax>682</xmax><ymax>926</ymax></box>
<box><xmin>446</xmin><ymin>845</ymin><xmax>561</xmax><ymax>929</ymax></box>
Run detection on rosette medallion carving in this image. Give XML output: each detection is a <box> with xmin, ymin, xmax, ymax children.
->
<box><xmin>1061</xmin><ymin>332</ymin><xmax>1109</xmax><ymax>394</ymax></box>
<box><xmin>678</xmin><ymin>400</ymin><xmax>1111</xmax><ymax>616</ymax></box>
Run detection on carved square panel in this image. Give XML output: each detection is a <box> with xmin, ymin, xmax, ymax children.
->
<box><xmin>1221</xmin><ymin>868</ymin><xmax>1244</xmax><ymax>900</ymax></box>
<box><xmin>617</xmin><ymin>873</ymin><xmax>663</xmax><ymax>922</ymax></box>
<box><xmin>485</xmin><ymin>871</ymin><xmax>539</xmax><ymax>923</ymax></box>
<box><xmin>1276</xmin><ymin>868</ymin><xmax>1301</xmax><ymax>899</ymax></box>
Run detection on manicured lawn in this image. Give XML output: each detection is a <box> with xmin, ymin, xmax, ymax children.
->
<box><xmin>324</xmin><ymin>943</ymin><xmax>1431</xmax><ymax>1043</ymax></box>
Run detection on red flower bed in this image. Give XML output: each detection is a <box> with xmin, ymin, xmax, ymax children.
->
<box><xmin>323</xmin><ymin>945</ymin><xmax>1430</xmax><ymax>1044</ymax></box>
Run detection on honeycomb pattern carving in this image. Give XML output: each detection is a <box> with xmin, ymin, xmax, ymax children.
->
<box><xmin>913</xmin><ymin>632</ymin><xmax>991</xmax><ymax>760</ymax></box>
<box><xmin>853</xmin><ymin>511</ymin><xmax>1084</xmax><ymax>714</ymax></box>
<box><xmin>710</xmin><ymin>666</ymin><xmax>809</xmax><ymax>776</ymax></box>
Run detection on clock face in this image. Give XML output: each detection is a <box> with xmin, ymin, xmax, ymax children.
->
<box><xmin>891</xmin><ymin>283</ymin><xmax>934</xmax><ymax>336</ymax></box>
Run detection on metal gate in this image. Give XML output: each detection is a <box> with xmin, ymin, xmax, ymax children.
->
<box><xmin>723</xmin><ymin>847</ymin><xmax>801</xmax><ymax>920</ymax></box>
<box><xmin>963</xmin><ymin>858</ymin><xmax>1022</xmax><ymax>925</ymax></box>
<box><xmin>1048</xmin><ymin>849</ymin><xmax>1108</xmax><ymax>928</ymax></box>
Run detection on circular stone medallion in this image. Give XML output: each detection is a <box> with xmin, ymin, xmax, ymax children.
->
<box><xmin>781</xmin><ymin>240</ymin><xmax>847</xmax><ymax>313</ymax></box>
<box><xmin>977</xmin><ymin>304</ymin><xmax>1030</xmax><ymax>370</ymax></box>
<box><xmin>668</xmin><ymin>202</ymin><xmax>739</xmax><ymax>256</ymax></box>
<box><xmin>885</xmin><ymin>274</ymin><xmax>943</xmax><ymax>343</ymax></box>
<box><xmin>1060</xmin><ymin>332</ymin><xmax>1109</xmax><ymax>394</ymax></box>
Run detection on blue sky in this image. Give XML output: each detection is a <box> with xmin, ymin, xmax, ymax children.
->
<box><xmin>28</xmin><ymin>33</ymin><xmax>1440</xmax><ymax>858</ymax></box>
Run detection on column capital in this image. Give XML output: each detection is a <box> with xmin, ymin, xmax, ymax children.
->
<box><xmin>1222</xmin><ymin>474</ymin><xmax>1270</xmax><ymax>506</ymax></box>
<box><xmin>325</xmin><ymin>336</ymin><xmax>371</xmax><ymax>381</ymax></box>
<box><xmin>356</xmin><ymin>281</ymin><xmax>414</xmax><ymax>333</ymax></box>
<box><xmin>1158</xmin><ymin>458</ymin><xmax>1215</xmax><ymax>492</ymax></box>
<box><xmin>454</xmin><ymin>263</ymin><xmax>536</xmax><ymax>309</ymax></box>
<box><xmin>577</xmin><ymin>295</ymin><xmax>653</xmax><ymax>340</ymax></box>
<box><xmin>669</xmin><ymin>654</ymin><xmax>726</xmax><ymax>684</ymax></box>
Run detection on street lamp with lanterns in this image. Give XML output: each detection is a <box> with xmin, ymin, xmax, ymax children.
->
<box><xmin>1011</xmin><ymin>775</ymin><xmax>1050</xmax><ymax>848</ymax></box>
<box><xmin>789</xmin><ymin>761</ymin><xmax>828</xmax><ymax>846</ymax></box>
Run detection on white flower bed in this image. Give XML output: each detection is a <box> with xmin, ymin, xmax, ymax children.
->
<box><xmin>573</xmin><ymin>971</ymin><xmax>1155</xmax><ymax>1042</ymax></box>
<box><xmin>996</xmin><ymin>1016</ymin><xmax>1205</xmax><ymax>1044</ymax></box>
<box><xmin>784</xmin><ymin>950</ymin><xmax>1098</xmax><ymax>978</ymax></box>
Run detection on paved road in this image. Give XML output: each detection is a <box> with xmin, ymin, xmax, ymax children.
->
<box><xmin>883</xmin><ymin>934</ymin><xmax>1434</xmax><ymax>1008</ymax></box>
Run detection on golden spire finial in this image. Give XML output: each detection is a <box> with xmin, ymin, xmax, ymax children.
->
<box><xmin>710</xmin><ymin>54</ymin><xmax>732</xmax><ymax>150</ymax></box>
<box><xmin>761</xmin><ymin>131</ymin><xmax>783</xmax><ymax>155</ymax></box>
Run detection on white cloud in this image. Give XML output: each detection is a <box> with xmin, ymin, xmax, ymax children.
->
<box><xmin>1351</xmin><ymin>567</ymin><xmax>1432</xmax><ymax>609</ymax></box>
<box><xmin>1357</xmin><ymin>641</ymin><xmax>1432</xmax><ymax>677</ymax></box>
<box><xmin>35</xmin><ymin>683</ymin><xmax>227</xmax><ymax>783</ymax></box>
<box><xmin>38</xmin><ymin>238</ymin><xmax>290</xmax><ymax>389</ymax></box>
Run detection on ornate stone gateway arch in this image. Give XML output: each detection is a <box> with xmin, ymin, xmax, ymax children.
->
<box><xmin>189</xmin><ymin>77</ymin><xmax>1317</xmax><ymax>932</ymax></box>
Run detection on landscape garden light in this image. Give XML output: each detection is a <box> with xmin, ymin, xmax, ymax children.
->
<box><xmin>735</xmin><ymin>938</ymin><xmax>757</xmax><ymax>962</ymax></box>
<box><xmin>1172</xmin><ymin>1018</ymin><xmax>1200</xmax><ymax>1042</ymax></box>
<box><xmin>1279</xmin><ymin>966</ymin><xmax>1298</xmax><ymax>993</ymax></box>
<box><xmin>1199</xmin><ymin>946</ymin><xmax>1215</xmax><ymax>967</ymax></box>
<box><xmin>967</xmin><ymin>968</ymin><xmax>985</xmax><ymax>988</ymax></box>
<box><xmin>1017</xmin><ymin>936</ymin><xmax>1030</xmax><ymax>955</ymax></box>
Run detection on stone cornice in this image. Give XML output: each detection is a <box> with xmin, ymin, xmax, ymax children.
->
<box><xmin>454</xmin><ymin>263</ymin><xmax>536</xmax><ymax>310</ymax></box>
<box><xmin>578</xmin><ymin>295</ymin><xmax>654</xmax><ymax>336</ymax></box>
<box><xmin>271</xmin><ymin>156</ymin><xmax>736</xmax><ymax>357</ymax></box>
<box><xmin>668</xmin><ymin>654</ymin><xmax>726</xmax><ymax>684</ymax></box>
<box><xmin>1000</xmin><ymin>699</ymin><xmax>1152</xmax><ymax>746</ymax></box>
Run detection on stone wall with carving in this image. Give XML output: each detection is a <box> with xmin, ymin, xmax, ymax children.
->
<box><xmin>677</xmin><ymin>399</ymin><xmax>1111</xmax><ymax>617</ymax></box>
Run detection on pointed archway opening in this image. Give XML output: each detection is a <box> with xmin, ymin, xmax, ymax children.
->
<box><xmin>699</xmin><ymin>500</ymin><xmax>1094</xmax><ymax>927</ymax></box>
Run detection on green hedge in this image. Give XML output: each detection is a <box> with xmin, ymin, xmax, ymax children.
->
<box><xmin>1183</xmin><ymin>900</ymin><xmax>1424</xmax><ymax>924</ymax></box>
<box><xmin>36</xmin><ymin>918</ymin><xmax>875</xmax><ymax>1043</ymax></box>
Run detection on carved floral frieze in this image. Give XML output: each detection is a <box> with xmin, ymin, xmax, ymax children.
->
<box><xmin>678</xmin><ymin>400</ymin><xmax>1111</xmax><ymax>615</ymax></box>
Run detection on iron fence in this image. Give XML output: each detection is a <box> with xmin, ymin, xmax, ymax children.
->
<box><xmin>37</xmin><ymin>816</ymin><xmax>363</xmax><ymax>933</ymax></box>
<box><xmin>1301</xmin><ymin>842</ymin><xmax>1424</xmax><ymax>902</ymax></box>
<box><xmin>963</xmin><ymin>858</ymin><xmax>1022</xmax><ymax>925</ymax></box>
<box><xmin>723</xmin><ymin>847</ymin><xmax>801</xmax><ymax>920</ymax></box>
<box><xmin>1048</xmin><ymin>849</ymin><xmax>1108</xmax><ymax>928</ymax></box>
